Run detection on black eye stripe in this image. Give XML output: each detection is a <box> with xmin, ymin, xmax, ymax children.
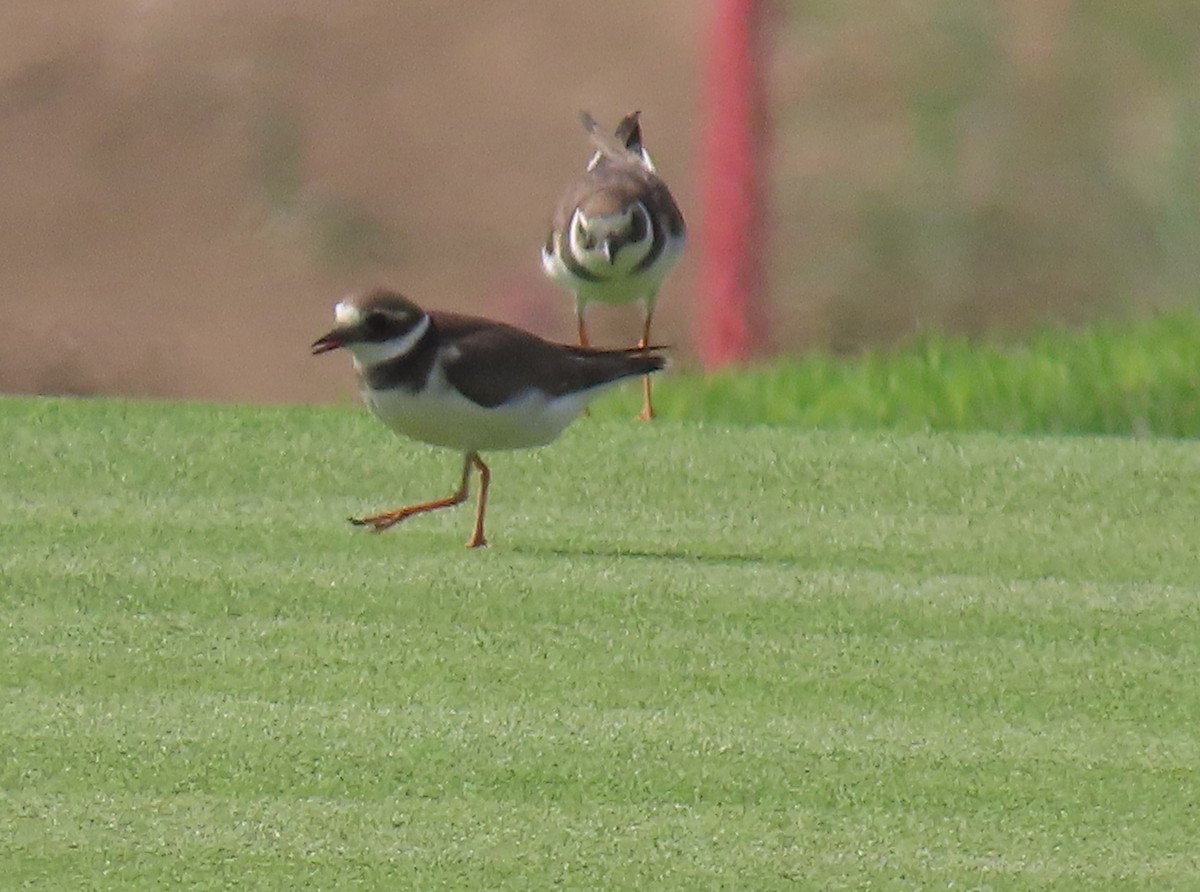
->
<box><xmin>628</xmin><ymin>206</ymin><xmax>649</xmax><ymax>241</ymax></box>
<box><xmin>360</xmin><ymin>311</ymin><xmax>395</xmax><ymax>341</ymax></box>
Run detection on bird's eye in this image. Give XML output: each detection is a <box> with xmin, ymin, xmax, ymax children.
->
<box><xmin>363</xmin><ymin>312</ymin><xmax>388</xmax><ymax>336</ymax></box>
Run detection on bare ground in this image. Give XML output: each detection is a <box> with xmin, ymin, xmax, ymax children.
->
<box><xmin>0</xmin><ymin>2</ymin><xmax>699</xmax><ymax>402</ymax></box>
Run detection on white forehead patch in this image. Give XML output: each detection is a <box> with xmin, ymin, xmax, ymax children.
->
<box><xmin>575</xmin><ymin>207</ymin><xmax>633</xmax><ymax>235</ymax></box>
<box><xmin>335</xmin><ymin>301</ymin><xmax>362</xmax><ymax>325</ymax></box>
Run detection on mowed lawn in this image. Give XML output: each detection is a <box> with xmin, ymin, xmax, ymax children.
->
<box><xmin>2</xmin><ymin>396</ymin><xmax>1199</xmax><ymax>890</ymax></box>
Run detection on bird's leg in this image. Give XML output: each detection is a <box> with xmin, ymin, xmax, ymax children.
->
<box><xmin>577</xmin><ymin>303</ymin><xmax>592</xmax><ymax>418</ymax></box>
<box><xmin>350</xmin><ymin>452</ymin><xmax>473</xmax><ymax>533</ymax></box>
<box><xmin>637</xmin><ymin>303</ymin><xmax>656</xmax><ymax>421</ymax></box>
<box><xmin>576</xmin><ymin>302</ymin><xmax>591</xmax><ymax>348</ymax></box>
<box><xmin>465</xmin><ymin>453</ymin><xmax>490</xmax><ymax>548</ymax></box>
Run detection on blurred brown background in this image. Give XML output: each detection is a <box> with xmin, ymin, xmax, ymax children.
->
<box><xmin>2</xmin><ymin>2</ymin><xmax>1198</xmax><ymax>402</ymax></box>
<box><xmin>0</xmin><ymin>2</ymin><xmax>699</xmax><ymax>402</ymax></box>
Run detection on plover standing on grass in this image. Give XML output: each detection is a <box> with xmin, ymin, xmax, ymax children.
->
<box><xmin>541</xmin><ymin>111</ymin><xmax>686</xmax><ymax>420</ymax></box>
<box><xmin>312</xmin><ymin>288</ymin><xmax>666</xmax><ymax>547</ymax></box>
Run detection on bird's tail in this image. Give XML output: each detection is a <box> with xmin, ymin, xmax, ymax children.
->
<box><xmin>568</xmin><ymin>344</ymin><xmax>668</xmax><ymax>381</ymax></box>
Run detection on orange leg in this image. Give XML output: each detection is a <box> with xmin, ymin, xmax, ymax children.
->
<box><xmin>576</xmin><ymin>305</ymin><xmax>591</xmax><ymax>348</ymax></box>
<box><xmin>636</xmin><ymin>306</ymin><xmax>656</xmax><ymax>421</ymax></box>
<box><xmin>577</xmin><ymin>305</ymin><xmax>592</xmax><ymax>418</ymax></box>
<box><xmin>466</xmin><ymin>453</ymin><xmax>490</xmax><ymax>548</ymax></box>
<box><xmin>351</xmin><ymin>451</ymin><xmax>491</xmax><ymax>548</ymax></box>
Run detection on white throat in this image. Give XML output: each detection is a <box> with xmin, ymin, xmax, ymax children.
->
<box><xmin>348</xmin><ymin>314</ymin><xmax>431</xmax><ymax>369</ymax></box>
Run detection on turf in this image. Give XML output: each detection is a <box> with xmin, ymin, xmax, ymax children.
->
<box><xmin>597</xmin><ymin>309</ymin><xmax>1200</xmax><ymax>437</ymax></box>
<box><xmin>3</xmin><ymin>396</ymin><xmax>1199</xmax><ymax>890</ymax></box>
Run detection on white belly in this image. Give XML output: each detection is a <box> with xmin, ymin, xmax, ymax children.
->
<box><xmin>361</xmin><ymin>364</ymin><xmax>605</xmax><ymax>452</ymax></box>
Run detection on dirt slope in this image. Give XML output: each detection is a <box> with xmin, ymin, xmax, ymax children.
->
<box><xmin>0</xmin><ymin>2</ymin><xmax>699</xmax><ymax>402</ymax></box>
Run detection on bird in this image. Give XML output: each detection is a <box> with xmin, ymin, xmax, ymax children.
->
<box><xmin>311</xmin><ymin>287</ymin><xmax>667</xmax><ymax>548</ymax></box>
<box><xmin>541</xmin><ymin>110</ymin><xmax>686</xmax><ymax>421</ymax></box>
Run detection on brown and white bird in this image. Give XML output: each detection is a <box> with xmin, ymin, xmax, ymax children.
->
<box><xmin>541</xmin><ymin>110</ymin><xmax>686</xmax><ymax>421</ymax></box>
<box><xmin>311</xmin><ymin>288</ymin><xmax>666</xmax><ymax>548</ymax></box>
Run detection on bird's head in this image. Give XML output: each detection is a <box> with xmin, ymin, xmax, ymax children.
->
<box><xmin>311</xmin><ymin>288</ymin><xmax>431</xmax><ymax>368</ymax></box>
<box><xmin>570</xmin><ymin>201</ymin><xmax>651</xmax><ymax>269</ymax></box>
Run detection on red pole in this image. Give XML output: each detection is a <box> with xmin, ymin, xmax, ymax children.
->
<box><xmin>697</xmin><ymin>0</ymin><xmax>769</xmax><ymax>369</ymax></box>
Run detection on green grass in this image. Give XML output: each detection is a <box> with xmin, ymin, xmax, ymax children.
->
<box><xmin>3</xmin><ymin>396</ymin><xmax>1200</xmax><ymax>889</ymax></box>
<box><xmin>600</xmin><ymin>310</ymin><xmax>1200</xmax><ymax>436</ymax></box>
